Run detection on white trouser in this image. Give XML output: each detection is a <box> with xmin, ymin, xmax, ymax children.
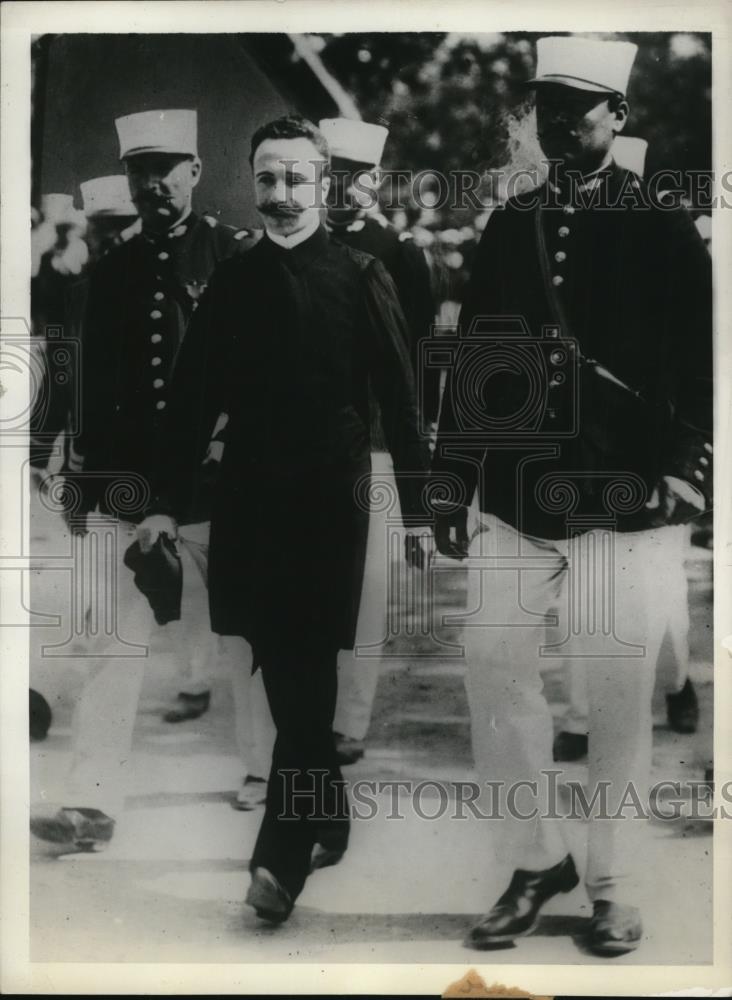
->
<box><xmin>464</xmin><ymin>513</ymin><xmax>668</xmax><ymax>905</ymax></box>
<box><xmin>164</xmin><ymin>523</ymin><xmax>277</xmax><ymax>780</ymax></box>
<box><xmin>334</xmin><ymin>453</ymin><xmax>398</xmax><ymax>741</ymax></box>
<box><xmin>220</xmin><ymin>635</ymin><xmax>276</xmax><ymax>781</ymax></box>
<box><xmin>560</xmin><ymin>524</ymin><xmax>690</xmax><ymax>735</ymax></box>
<box><xmin>62</xmin><ymin>518</ymin><xmax>216</xmax><ymax>816</ymax></box>
<box><xmin>167</xmin><ymin>523</ymin><xmax>216</xmax><ymax>698</ymax></box>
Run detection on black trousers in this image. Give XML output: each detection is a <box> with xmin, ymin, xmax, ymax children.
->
<box><xmin>250</xmin><ymin>644</ymin><xmax>350</xmax><ymax>901</ymax></box>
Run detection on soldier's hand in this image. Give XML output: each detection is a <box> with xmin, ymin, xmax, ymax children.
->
<box><xmin>645</xmin><ymin>475</ymin><xmax>705</xmax><ymax>527</ymax></box>
<box><xmin>404</xmin><ymin>526</ymin><xmax>435</xmax><ymax>570</ymax></box>
<box><xmin>137</xmin><ymin>514</ymin><xmax>178</xmax><ymax>553</ymax></box>
<box><xmin>434</xmin><ymin>508</ymin><xmax>469</xmax><ymax>560</ymax></box>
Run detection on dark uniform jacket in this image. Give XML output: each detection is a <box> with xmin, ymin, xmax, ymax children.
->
<box><xmin>432</xmin><ymin>162</ymin><xmax>712</xmax><ymax>538</ymax></box>
<box><xmin>75</xmin><ymin>212</ymin><xmax>257</xmax><ymax>521</ymax></box>
<box><xmin>154</xmin><ymin>225</ymin><xmax>429</xmax><ymax>658</ymax></box>
<box><xmin>328</xmin><ymin>214</ymin><xmax>440</xmax><ymax>424</ymax></box>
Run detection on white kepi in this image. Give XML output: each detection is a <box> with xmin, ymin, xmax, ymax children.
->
<box><xmin>80</xmin><ymin>175</ymin><xmax>138</xmax><ymax>217</ymax></box>
<box><xmin>528</xmin><ymin>36</ymin><xmax>638</xmax><ymax>95</ymax></box>
<box><xmin>115</xmin><ymin>109</ymin><xmax>198</xmax><ymax>159</ymax></box>
<box><xmin>319</xmin><ymin>118</ymin><xmax>389</xmax><ymax>166</ymax></box>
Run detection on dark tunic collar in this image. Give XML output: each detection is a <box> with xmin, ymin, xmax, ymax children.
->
<box><xmin>260</xmin><ymin>223</ymin><xmax>330</xmax><ymax>273</ymax></box>
<box><xmin>542</xmin><ymin>159</ymin><xmax>630</xmax><ymax>208</ymax></box>
<box><xmin>140</xmin><ymin>211</ymin><xmax>198</xmax><ymax>246</ymax></box>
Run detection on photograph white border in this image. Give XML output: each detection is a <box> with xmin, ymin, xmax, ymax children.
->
<box><xmin>2</xmin><ymin>1</ymin><xmax>730</xmax><ymax>993</ymax></box>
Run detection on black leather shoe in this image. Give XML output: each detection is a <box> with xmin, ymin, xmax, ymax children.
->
<box><xmin>466</xmin><ymin>854</ymin><xmax>579</xmax><ymax>948</ymax></box>
<box><xmin>666</xmin><ymin>677</ymin><xmax>698</xmax><ymax>734</ymax></box>
<box><xmin>553</xmin><ymin>731</ymin><xmax>588</xmax><ymax>762</ymax></box>
<box><xmin>334</xmin><ymin>731</ymin><xmax>365</xmax><ymax>766</ymax></box>
<box><xmin>245</xmin><ymin>867</ymin><xmax>293</xmax><ymax>923</ymax></box>
<box><xmin>232</xmin><ymin>775</ymin><xmax>267</xmax><ymax>811</ymax></box>
<box><xmin>310</xmin><ymin>828</ymin><xmax>349</xmax><ymax>872</ymax></box>
<box><xmin>587</xmin><ymin>900</ymin><xmax>642</xmax><ymax>955</ymax></box>
<box><xmin>163</xmin><ymin>690</ymin><xmax>211</xmax><ymax>723</ymax></box>
<box><xmin>30</xmin><ymin>807</ymin><xmax>115</xmax><ymax>853</ymax></box>
<box><xmin>30</xmin><ymin>688</ymin><xmax>52</xmax><ymax>742</ymax></box>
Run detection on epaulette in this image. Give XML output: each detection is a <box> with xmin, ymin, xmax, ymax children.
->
<box><xmin>372</xmin><ymin>211</ymin><xmax>390</xmax><ymax>229</ymax></box>
<box><xmin>233</xmin><ymin>227</ymin><xmax>263</xmax><ymax>252</ymax></box>
<box><xmin>398</xmin><ymin>231</ymin><xmax>413</xmax><ymax>243</ymax></box>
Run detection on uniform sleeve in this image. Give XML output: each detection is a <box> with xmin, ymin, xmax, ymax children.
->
<box><xmin>430</xmin><ymin>210</ymin><xmax>507</xmax><ymax>512</ymax></box>
<box><xmin>211</xmin><ymin>219</ymin><xmax>263</xmax><ymax>262</ymax></box>
<box><xmin>393</xmin><ymin>239</ymin><xmax>440</xmax><ymax>424</ymax></box>
<box><xmin>361</xmin><ymin>259</ymin><xmax>430</xmax><ymax>524</ymax></box>
<box><xmin>73</xmin><ymin>260</ymin><xmax>120</xmax><ymax>513</ymax></box>
<box><xmin>150</xmin><ymin>263</ymin><xmax>237</xmax><ymax>520</ymax></box>
<box><xmin>660</xmin><ymin>207</ymin><xmax>713</xmax><ymax>505</ymax></box>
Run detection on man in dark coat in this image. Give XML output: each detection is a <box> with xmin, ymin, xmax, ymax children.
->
<box><xmin>30</xmin><ymin>110</ymin><xmax>257</xmax><ymax>854</ymax></box>
<box><xmin>432</xmin><ymin>36</ymin><xmax>712</xmax><ymax>955</ymax></box>
<box><xmin>141</xmin><ymin>115</ymin><xmax>431</xmax><ymax>921</ymax></box>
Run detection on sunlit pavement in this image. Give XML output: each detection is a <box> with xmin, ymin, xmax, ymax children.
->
<box><xmin>29</xmin><ymin>482</ymin><xmax>714</xmax><ymax>965</ymax></box>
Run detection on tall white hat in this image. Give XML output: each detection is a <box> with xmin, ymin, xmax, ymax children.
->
<box><xmin>115</xmin><ymin>109</ymin><xmax>198</xmax><ymax>159</ymax></box>
<box><xmin>41</xmin><ymin>193</ymin><xmax>75</xmax><ymax>223</ymax></box>
<box><xmin>528</xmin><ymin>36</ymin><xmax>638</xmax><ymax>95</ymax></box>
<box><xmin>612</xmin><ymin>136</ymin><xmax>648</xmax><ymax>177</ymax></box>
<box><xmin>80</xmin><ymin>175</ymin><xmax>138</xmax><ymax>217</ymax></box>
<box><xmin>319</xmin><ymin>118</ymin><xmax>389</xmax><ymax>165</ymax></box>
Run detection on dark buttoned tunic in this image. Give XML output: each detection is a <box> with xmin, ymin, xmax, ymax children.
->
<box><xmin>156</xmin><ymin>225</ymin><xmax>429</xmax><ymax>658</ymax></box>
<box><xmin>432</xmin><ymin>163</ymin><xmax>712</xmax><ymax>538</ymax></box>
<box><xmin>76</xmin><ymin>212</ymin><xmax>257</xmax><ymax>520</ymax></box>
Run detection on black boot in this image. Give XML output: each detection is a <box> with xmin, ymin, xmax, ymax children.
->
<box><xmin>553</xmin><ymin>731</ymin><xmax>588</xmax><ymax>762</ymax></box>
<box><xmin>245</xmin><ymin>867</ymin><xmax>293</xmax><ymax>923</ymax></box>
<box><xmin>587</xmin><ymin>900</ymin><xmax>642</xmax><ymax>955</ymax></box>
<box><xmin>163</xmin><ymin>690</ymin><xmax>211</xmax><ymax>723</ymax></box>
<box><xmin>466</xmin><ymin>854</ymin><xmax>579</xmax><ymax>948</ymax></box>
<box><xmin>666</xmin><ymin>677</ymin><xmax>698</xmax><ymax>734</ymax></box>
<box><xmin>30</xmin><ymin>689</ymin><xmax>52</xmax><ymax>741</ymax></box>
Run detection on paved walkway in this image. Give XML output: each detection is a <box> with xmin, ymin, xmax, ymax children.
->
<box><xmin>29</xmin><ymin>488</ymin><xmax>714</xmax><ymax>965</ymax></box>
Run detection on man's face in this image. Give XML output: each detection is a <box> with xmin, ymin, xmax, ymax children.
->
<box><xmin>535</xmin><ymin>85</ymin><xmax>627</xmax><ymax>171</ymax></box>
<box><xmin>253</xmin><ymin>137</ymin><xmax>330</xmax><ymax>238</ymax></box>
<box><xmin>327</xmin><ymin>157</ymin><xmax>379</xmax><ymax>225</ymax></box>
<box><xmin>125</xmin><ymin>153</ymin><xmax>201</xmax><ymax>230</ymax></box>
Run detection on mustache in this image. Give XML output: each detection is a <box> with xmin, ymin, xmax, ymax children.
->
<box><xmin>136</xmin><ymin>192</ymin><xmax>172</xmax><ymax>206</ymax></box>
<box><xmin>258</xmin><ymin>202</ymin><xmax>303</xmax><ymax>218</ymax></box>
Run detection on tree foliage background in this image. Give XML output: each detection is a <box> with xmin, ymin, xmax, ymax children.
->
<box><xmin>310</xmin><ymin>32</ymin><xmax>711</xmax><ymax>310</ymax></box>
<box><xmin>314</xmin><ymin>31</ymin><xmax>711</xmax><ymax>184</ymax></box>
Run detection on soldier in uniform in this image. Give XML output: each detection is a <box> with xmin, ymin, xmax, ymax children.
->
<box><xmin>320</xmin><ymin>117</ymin><xmax>439</xmax><ymax>429</ymax></box>
<box><xmin>432</xmin><ymin>37</ymin><xmax>712</xmax><ymax>954</ymax></box>
<box><xmin>552</xmin><ymin>137</ymin><xmax>700</xmax><ymax>761</ymax></box>
<box><xmin>139</xmin><ymin>114</ymin><xmax>431</xmax><ymax>922</ymax></box>
<box><xmin>30</xmin><ymin>109</ymin><xmax>258</xmax><ymax>852</ymax></box>
<box><xmin>30</xmin><ymin>194</ymin><xmax>89</xmax><ymax>480</ymax></box>
<box><xmin>319</xmin><ymin>117</ymin><xmax>438</xmax><ymax>765</ymax></box>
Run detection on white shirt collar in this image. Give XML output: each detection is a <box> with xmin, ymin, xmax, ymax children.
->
<box><xmin>266</xmin><ymin>213</ymin><xmax>321</xmax><ymax>250</ymax></box>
